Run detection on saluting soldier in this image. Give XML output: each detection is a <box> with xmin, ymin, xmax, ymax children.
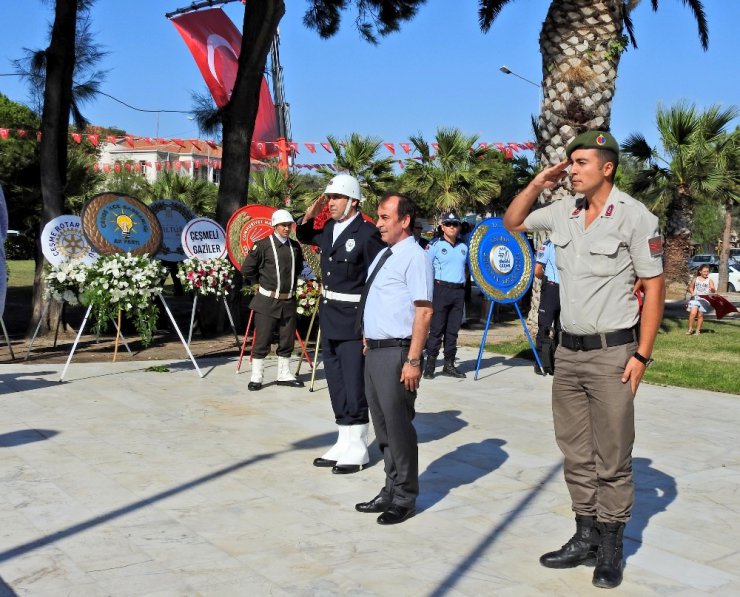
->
<box><xmin>296</xmin><ymin>174</ymin><xmax>386</xmax><ymax>474</ymax></box>
<box><xmin>241</xmin><ymin>209</ymin><xmax>304</xmax><ymax>391</ymax></box>
<box><xmin>504</xmin><ymin>131</ymin><xmax>665</xmax><ymax>590</ymax></box>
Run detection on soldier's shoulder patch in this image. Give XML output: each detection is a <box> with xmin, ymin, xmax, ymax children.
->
<box><xmin>648</xmin><ymin>234</ymin><xmax>663</xmax><ymax>258</ymax></box>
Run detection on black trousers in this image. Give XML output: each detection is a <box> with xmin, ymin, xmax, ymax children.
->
<box><xmin>535</xmin><ymin>279</ymin><xmax>561</xmax><ymax>351</ymax></box>
<box><xmin>425</xmin><ymin>285</ymin><xmax>464</xmax><ymax>360</ymax></box>
<box><xmin>252</xmin><ymin>310</ymin><xmax>296</xmax><ymax>359</ymax></box>
<box><xmin>321</xmin><ymin>336</ymin><xmax>369</xmax><ymax>425</ymax></box>
<box><xmin>364</xmin><ymin>345</ymin><xmax>418</xmax><ymax>508</ymax></box>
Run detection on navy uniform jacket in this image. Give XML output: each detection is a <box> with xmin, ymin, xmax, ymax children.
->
<box><xmin>241</xmin><ymin>235</ymin><xmax>302</xmax><ymax>319</ymax></box>
<box><xmin>296</xmin><ymin>214</ymin><xmax>385</xmax><ymax>340</ymax></box>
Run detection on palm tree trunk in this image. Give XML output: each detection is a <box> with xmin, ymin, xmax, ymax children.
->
<box><xmin>215</xmin><ymin>0</ymin><xmax>285</xmax><ymax>228</ymax></box>
<box><xmin>528</xmin><ymin>0</ymin><xmax>625</xmax><ymax>324</ymax></box>
<box><xmin>537</xmin><ymin>0</ymin><xmax>624</xmax><ymax>199</ymax></box>
<box><xmin>29</xmin><ymin>0</ymin><xmax>79</xmax><ymax>336</ymax></box>
<box><xmin>663</xmin><ymin>187</ymin><xmax>693</xmax><ymax>286</ymax></box>
<box><xmin>718</xmin><ymin>199</ymin><xmax>733</xmax><ymax>292</ymax></box>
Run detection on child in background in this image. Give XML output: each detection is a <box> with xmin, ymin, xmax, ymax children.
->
<box><xmin>686</xmin><ymin>264</ymin><xmax>716</xmax><ymax>335</ymax></box>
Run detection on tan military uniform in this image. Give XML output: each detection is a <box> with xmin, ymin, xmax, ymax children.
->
<box><xmin>524</xmin><ymin>185</ymin><xmax>662</xmax><ymax>523</ymax></box>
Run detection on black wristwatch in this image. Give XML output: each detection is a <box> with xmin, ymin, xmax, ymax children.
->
<box><xmin>405</xmin><ymin>357</ymin><xmax>421</xmax><ymax>367</ymax></box>
<box><xmin>633</xmin><ymin>351</ymin><xmax>654</xmax><ymax>367</ymax></box>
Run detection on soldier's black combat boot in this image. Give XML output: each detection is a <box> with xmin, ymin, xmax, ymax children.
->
<box><xmin>592</xmin><ymin>521</ymin><xmax>625</xmax><ymax>589</ymax></box>
<box><xmin>423</xmin><ymin>357</ymin><xmax>436</xmax><ymax>380</ymax></box>
<box><xmin>540</xmin><ymin>515</ymin><xmax>599</xmax><ymax>568</ymax></box>
<box><xmin>442</xmin><ymin>358</ymin><xmax>466</xmax><ymax>378</ymax></box>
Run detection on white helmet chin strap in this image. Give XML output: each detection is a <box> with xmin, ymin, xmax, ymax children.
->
<box><xmin>336</xmin><ymin>198</ymin><xmax>356</xmax><ymax>222</ymax></box>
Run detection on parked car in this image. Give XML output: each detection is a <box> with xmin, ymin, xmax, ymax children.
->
<box><xmin>688</xmin><ymin>254</ymin><xmax>719</xmax><ymax>270</ymax></box>
<box><xmin>704</xmin><ymin>264</ymin><xmax>740</xmax><ymax>293</ymax></box>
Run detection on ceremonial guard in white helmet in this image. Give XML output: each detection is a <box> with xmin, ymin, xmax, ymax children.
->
<box><xmin>241</xmin><ymin>209</ymin><xmax>305</xmax><ymax>391</ymax></box>
<box><xmin>297</xmin><ymin>174</ymin><xmax>385</xmax><ymax>474</ymax></box>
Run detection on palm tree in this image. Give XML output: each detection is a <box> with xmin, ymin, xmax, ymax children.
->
<box><xmin>621</xmin><ymin>102</ymin><xmax>738</xmax><ymax>285</ymax></box>
<box><xmin>401</xmin><ymin>128</ymin><xmax>508</xmax><ymax>217</ymax></box>
<box><xmin>247</xmin><ymin>166</ymin><xmax>310</xmax><ymax>211</ymax></box>
<box><xmin>479</xmin><ymin>0</ymin><xmax>709</xmax><ymax>200</ymax></box>
<box><xmin>316</xmin><ymin>133</ymin><xmax>396</xmax><ymax>216</ymax></box>
<box><xmin>146</xmin><ymin>170</ymin><xmax>218</xmax><ymax>217</ymax></box>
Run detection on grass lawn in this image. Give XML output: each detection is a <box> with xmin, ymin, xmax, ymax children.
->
<box><xmin>6</xmin><ymin>259</ymin><xmax>36</xmax><ymax>287</ymax></box>
<box><xmin>487</xmin><ymin>314</ymin><xmax>740</xmax><ymax>395</ymax></box>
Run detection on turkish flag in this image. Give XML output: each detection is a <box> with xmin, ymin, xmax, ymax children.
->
<box><xmin>700</xmin><ymin>294</ymin><xmax>739</xmax><ymax>320</ymax></box>
<box><xmin>171</xmin><ymin>8</ymin><xmax>278</xmax><ymax>158</ymax></box>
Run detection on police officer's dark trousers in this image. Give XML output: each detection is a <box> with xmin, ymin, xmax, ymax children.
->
<box><xmin>364</xmin><ymin>344</ymin><xmax>418</xmax><ymax>508</ymax></box>
<box><xmin>321</xmin><ymin>336</ymin><xmax>368</xmax><ymax>425</ymax></box>
<box><xmin>425</xmin><ymin>282</ymin><xmax>464</xmax><ymax>360</ymax></box>
<box><xmin>536</xmin><ymin>278</ymin><xmax>561</xmax><ymax>367</ymax></box>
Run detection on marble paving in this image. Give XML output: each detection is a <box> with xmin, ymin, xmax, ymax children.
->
<box><xmin>0</xmin><ymin>346</ymin><xmax>738</xmax><ymax>596</ymax></box>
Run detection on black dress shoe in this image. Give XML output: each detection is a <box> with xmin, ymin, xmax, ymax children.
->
<box><xmin>312</xmin><ymin>457</ymin><xmax>336</xmax><ymax>468</ymax></box>
<box><xmin>276</xmin><ymin>379</ymin><xmax>304</xmax><ymax>387</ymax></box>
<box><xmin>377</xmin><ymin>504</ymin><xmax>415</xmax><ymax>525</ymax></box>
<box><xmin>248</xmin><ymin>381</ymin><xmax>262</xmax><ymax>391</ymax></box>
<box><xmin>355</xmin><ymin>495</ymin><xmax>391</xmax><ymax>513</ymax></box>
<box><xmin>331</xmin><ymin>464</ymin><xmax>364</xmax><ymax>474</ymax></box>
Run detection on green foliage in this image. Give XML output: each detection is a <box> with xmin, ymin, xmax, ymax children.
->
<box><xmin>401</xmin><ymin>127</ymin><xmax>510</xmax><ymax>218</ymax></box>
<box><xmin>247</xmin><ymin>165</ymin><xmax>311</xmax><ymax>211</ymax></box>
<box><xmin>691</xmin><ymin>200</ymin><xmax>723</xmax><ymax>249</ymax></box>
<box><xmin>145</xmin><ymin>171</ymin><xmax>218</xmax><ymax>217</ymax></box>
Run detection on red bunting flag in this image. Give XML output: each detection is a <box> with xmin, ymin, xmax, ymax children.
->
<box><xmin>93</xmin><ymin>163</ymin><xmax>99</xmax><ymax>172</ymax></box>
<box><xmin>156</xmin><ymin>162</ymin><xmax>162</xmax><ymax>171</ymax></box>
<box><xmin>495</xmin><ymin>143</ymin><xmax>506</xmax><ymax>151</ymax></box>
<box><xmin>37</xmin><ymin>132</ymin><xmax>42</xmax><ymax>141</ymax></box>
<box><xmin>508</xmin><ymin>143</ymin><xmax>520</xmax><ymax>152</ymax></box>
<box><xmin>400</xmin><ymin>143</ymin><xmax>411</xmax><ymax>154</ymax></box>
<box><xmin>171</xmin><ymin>138</ymin><xmax>186</xmax><ymax>148</ymax></box>
<box><xmin>305</xmin><ymin>143</ymin><xmax>316</xmax><ymax>153</ymax></box>
<box><xmin>384</xmin><ymin>143</ymin><xmax>395</xmax><ymax>155</ymax></box>
<box><xmin>194</xmin><ymin>160</ymin><xmax>201</xmax><ymax>168</ymax></box>
<box><xmin>16</xmin><ymin>129</ymin><xmax>28</xmax><ymax>138</ymax></box>
<box><xmin>71</xmin><ymin>133</ymin><xmax>82</xmax><ymax>144</ymax></box>
<box><xmin>183</xmin><ymin>160</ymin><xmax>191</xmax><ymax>169</ymax></box>
<box><xmin>479</xmin><ymin>142</ymin><xmax>489</xmax><ymax>149</ymax></box>
<box><xmin>134</xmin><ymin>163</ymin><xmax>141</xmax><ymax>172</ymax></box>
<box><xmin>124</xmin><ymin>163</ymin><xmax>132</xmax><ymax>172</ymax></box>
<box><xmin>0</xmin><ymin>129</ymin><xmax>8</xmax><ymax>140</ymax></box>
<box><xmin>107</xmin><ymin>135</ymin><xmax>117</xmax><ymax>144</ymax></box>
<box><xmin>504</xmin><ymin>148</ymin><xmax>513</xmax><ymax>159</ymax></box>
<box><xmin>103</xmin><ymin>164</ymin><xmax>111</xmax><ymax>173</ymax></box>
<box><xmin>289</xmin><ymin>142</ymin><xmax>299</xmax><ymax>153</ymax></box>
<box><xmin>114</xmin><ymin>163</ymin><xmax>121</xmax><ymax>173</ymax></box>
<box><xmin>321</xmin><ymin>142</ymin><xmax>332</xmax><ymax>153</ymax></box>
<box><xmin>87</xmin><ymin>134</ymin><xmax>99</xmax><ymax>146</ymax></box>
<box><xmin>191</xmin><ymin>140</ymin><xmax>201</xmax><ymax>151</ymax></box>
<box><xmin>431</xmin><ymin>143</ymin><xmax>439</xmax><ymax>151</ymax></box>
<box><xmin>206</xmin><ymin>140</ymin><xmax>218</xmax><ymax>149</ymax></box>
<box><xmin>124</xmin><ymin>136</ymin><xmax>134</xmax><ymax>147</ymax></box>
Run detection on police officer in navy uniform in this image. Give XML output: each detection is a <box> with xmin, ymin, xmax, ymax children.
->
<box><xmin>241</xmin><ymin>209</ymin><xmax>305</xmax><ymax>391</ymax></box>
<box><xmin>534</xmin><ymin>238</ymin><xmax>561</xmax><ymax>375</ymax></box>
<box><xmin>296</xmin><ymin>174</ymin><xmax>385</xmax><ymax>474</ymax></box>
<box><xmin>422</xmin><ymin>211</ymin><xmax>467</xmax><ymax>379</ymax></box>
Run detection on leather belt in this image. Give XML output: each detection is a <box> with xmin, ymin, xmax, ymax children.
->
<box><xmin>560</xmin><ymin>327</ymin><xmax>637</xmax><ymax>351</ymax></box>
<box><xmin>321</xmin><ymin>288</ymin><xmax>361</xmax><ymax>303</ymax></box>
<box><xmin>258</xmin><ymin>286</ymin><xmax>293</xmax><ymax>300</ymax></box>
<box><xmin>365</xmin><ymin>338</ymin><xmax>411</xmax><ymax>350</ymax></box>
<box><xmin>434</xmin><ymin>279</ymin><xmax>465</xmax><ymax>289</ymax></box>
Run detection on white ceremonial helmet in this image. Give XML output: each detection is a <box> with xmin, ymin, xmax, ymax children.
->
<box><xmin>271</xmin><ymin>209</ymin><xmax>295</xmax><ymax>226</ymax></box>
<box><xmin>323</xmin><ymin>174</ymin><xmax>363</xmax><ymax>202</ymax></box>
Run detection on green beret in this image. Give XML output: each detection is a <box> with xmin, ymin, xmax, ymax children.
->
<box><xmin>566</xmin><ymin>130</ymin><xmax>619</xmax><ymax>158</ymax></box>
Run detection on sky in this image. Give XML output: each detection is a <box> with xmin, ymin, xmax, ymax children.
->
<box><xmin>0</xmin><ymin>0</ymin><xmax>738</xmax><ymax>168</ymax></box>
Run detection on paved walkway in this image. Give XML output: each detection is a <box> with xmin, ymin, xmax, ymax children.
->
<box><xmin>0</xmin><ymin>346</ymin><xmax>738</xmax><ymax>596</ymax></box>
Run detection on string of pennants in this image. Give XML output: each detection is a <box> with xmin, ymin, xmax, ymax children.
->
<box><xmin>0</xmin><ymin>128</ymin><xmax>535</xmax><ymax>156</ymax></box>
<box><xmin>0</xmin><ymin>128</ymin><xmax>536</xmax><ymax>171</ymax></box>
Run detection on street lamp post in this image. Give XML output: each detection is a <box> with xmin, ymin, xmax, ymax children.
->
<box><xmin>499</xmin><ymin>65</ymin><xmax>540</xmax><ymax>89</ymax></box>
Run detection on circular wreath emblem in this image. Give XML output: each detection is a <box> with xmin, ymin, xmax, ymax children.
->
<box><xmin>226</xmin><ymin>204</ymin><xmax>276</xmax><ymax>268</ymax></box>
<box><xmin>81</xmin><ymin>193</ymin><xmax>162</xmax><ymax>257</ymax></box>
<box><xmin>468</xmin><ymin>218</ymin><xmax>533</xmax><ymax>304</ymax></box>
